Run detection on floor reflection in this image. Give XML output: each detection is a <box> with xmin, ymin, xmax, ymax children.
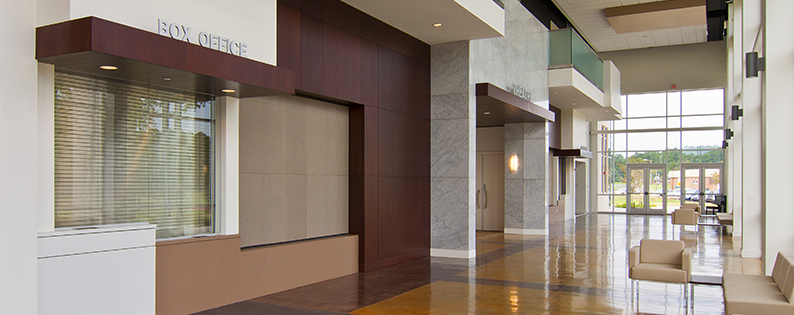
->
<box><xmin>252</xmin><ymin>213</ymin><xmax>759</xmax><ymax>314</ymax></box>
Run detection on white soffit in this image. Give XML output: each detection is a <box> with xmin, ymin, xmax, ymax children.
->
<box><xmin>340</xmin><ymin>0</ymin><xmax>505</xmax><ymax>45</ymax></box>
<box><xmin>548</xmin><ymin>68</ymin><xmax>620</xmax><ymax>121</ymax></box>
<box><xmin>552</xmin><ymin>0</ymin><xmax>707</xmax><ymax>52</ymax></box>
<box><xmin>549</xmin><ymin>68</ymin><xmax>603</xmax><ymax>110</ymax></box>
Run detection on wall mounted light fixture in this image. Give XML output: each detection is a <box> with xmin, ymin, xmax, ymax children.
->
<box><xmin>746</xmin><ymin>52</ymin><xmax>765</xmax><ymax>78</ymax></box>
<box><xmin>731</xmin><ymin>105</ymin><xmax>743</xmax><ymax>121</ymax></box>
<box><xmin>724</xmin><ymin>128</ymin><xmax>734</xmax><ymax>140</ymax></box>
<box><xmin>509</xmin><ymin>155</ymin><xmax>519</xmax><ymax>173</ymax></box>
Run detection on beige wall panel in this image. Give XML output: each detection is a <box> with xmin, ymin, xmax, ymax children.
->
<box><xmin>239</xmin><ymin>174</ymin><xmax>278</xmax><ymax>247</ymax></box>
<box><xmin>307</xmin><ymin>175</ymin><xmax>349</xmax><ymax>238</ymax></box>
<box><xmin>598</xmin><ymin>41</ymin><xmax>726</xmax><ymax>94</ymax></box>
<box><xmin>306</xmin><ymin>99</ymin><xmax>349</xmax><ymax>176</ymax></box>
<box><xmin>239</xmin><ymin>174</ymin><xmax>311</xmax><ymax>247</ymax></box>
<box><xmin>283</xmin><ymin>175</ymin><xmax>309</xmax><ymax>240</ymax></box>
<box><xmin>156</xmin><ymin>234</ymin><xmax>358</xmax><ymax>315</ymax></box>
<box><xmin>284</xmin><ymin>97</ymin><xmax>309</xmax><ymax>174</ymax></box>
<box><xmin>239</xmin><ymin>95</ymin><xmax>349</xmax><ymax>247</ymax></box>
<box><xmin>239</xmin><ymin>96</ymin><xmax>286</xmax><ymax>174</ymax></box>
<box><xmin>476</xmin><ymin>126</ymin><xmax>506</xmax><ymax>153</ymax></box>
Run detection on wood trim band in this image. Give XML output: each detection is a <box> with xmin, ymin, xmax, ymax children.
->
<box><xmin>36</xmin><ymin>16</ymin><xmax>294</xmax><ymax>97</ymax></box>
<box><xmin>475</xmin><ymin>82</ymin><xmax>555</xmax><ymax>127</ymax></box>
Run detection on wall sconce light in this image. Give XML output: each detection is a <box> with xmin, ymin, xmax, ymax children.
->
<box><xmin>724</xmin><ymin>128</ymin><xmax>734</xmax><ymax>140</ymax></box>
<box><xmin>731</xmin><ymin>105</ymin><xmax>743</xmax><ymax>121</ymax></box>
<box><xmin>509</xmin><ymin>155</ymin><xmax>520</xmax><ymax>173</ymax></box>
<box><xmin>746</xmin><ymin>52</ymin><xmax>765</xmax><ymax>78</ymax></box>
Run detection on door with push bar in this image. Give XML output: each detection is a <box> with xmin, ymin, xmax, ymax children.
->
<box><xmin>627</xmin><ymin>163</ymin><xmax>667</xmax><ymax>215</ymax></box>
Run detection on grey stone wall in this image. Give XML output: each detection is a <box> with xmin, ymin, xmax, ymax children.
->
<box><xmin>471</xmin><ymin>0</ymin><xmax>549</xmax><ymax>109</ymax></box>
<box><xmin>429</xmin><ymin>0</ymin><xmax>551</xmax><ymax>254</ymax></box>
<box><xmin>430</xmin><ymin>41</ymin><xmax>476</xmax><ymax>252</ymax></box>
<box><xmin>505</xmin><ymin>123</ymin><xmax>548</xmax><ymax>232</ymax></box>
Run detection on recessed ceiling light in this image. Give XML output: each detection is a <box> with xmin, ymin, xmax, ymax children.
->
<box><xmin>484</xmin><ymin>111</ymin><xmax>491</xmax><ymax>115</ymax></box>
<box><xmin>572</xmin><ymin>102</ymin><xmax>576</xmax><ymax>106</ymax></box>
<box><xmin>433</xmin><ymin>23</ymin><xmax>442</xmax><ymax>27</ymax></box>
<box><xmin>222</xmin><ymin>89</ymin><xmax>236</xmax><ymax>93</ymax></box>
<box><xmin>163</xmin><ymin>77</ymin><xmax>171</xmax><ymax>81</ymax></box>
<box><xmin>553</xmin><ymin>92</ymin><xmax>558</xmax><ymax>95</ymax></box>
<box><xmin>100</xmin><ymin>65</ymin><xmax>118</xmax><ymax>70</ymax></box>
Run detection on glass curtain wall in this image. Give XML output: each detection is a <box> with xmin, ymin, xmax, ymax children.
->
<box><xmin>596</xmin><ymin>89</ymin><xmax>725</xmax><ymax>213</ymax></box>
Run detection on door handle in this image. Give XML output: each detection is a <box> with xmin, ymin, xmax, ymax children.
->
<box><xmin>476</xmin><ymin>189</ymin><xmax>481</xmax><ymax>209</ymax></box>
<box><xmin>483</xmin><ymin>184</ymin><xmax>488</xmax><ymax>209</ymax></box>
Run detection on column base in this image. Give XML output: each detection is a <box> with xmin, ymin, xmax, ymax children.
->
<box><xmin>504</xmin><ymin>228</ymin><xmax>546</xmax><ymax>235</ymax></box>
<box><xmin>430</xmin><ymin>248</ymin><xmax>476</xmax><ymax>259</ymax></box>
<box><xmin>741</xmin><ymin>249</ymin><xmax>762</xmax><ymax>258</ymax></box>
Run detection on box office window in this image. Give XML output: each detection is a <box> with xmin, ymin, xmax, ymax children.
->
<box><xmin>54</xmin><ymin>71</ymin><xmax>215</xmax><ymax>239</ymax></box>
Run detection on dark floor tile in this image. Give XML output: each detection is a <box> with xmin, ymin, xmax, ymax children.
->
<box><xmin>192</xmin><ymin>301</ymin><xmax>348</xmax><ymax>315</ymax></box>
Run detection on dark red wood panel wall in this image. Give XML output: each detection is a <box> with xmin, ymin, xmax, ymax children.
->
<box><xmin>278</xmin><ymin>0</ymin><xmax>430</xmax><ymax>271</ymax></box>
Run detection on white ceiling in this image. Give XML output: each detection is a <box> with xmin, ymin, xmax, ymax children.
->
<box><xmin>551</xmin><ymin>0</ymin><xmax>707</xmax><ymax>52</ymax></box>
<box><xmin>340</xmin><ymin>0</ymin><xmax>505</xmax><ymax>45</ymax></box>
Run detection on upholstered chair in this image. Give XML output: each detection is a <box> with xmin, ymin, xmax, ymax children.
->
<box><xmin>672</xmin><ymin>208</ymin><xmax>699</xmax><ymax>225</ymax></box>
<box><xmin>680</xmin><ymin>202</ymin><xmax>700</xmax><ymax>212</ymax></box>
<box><xmin>629</xmin><ymin>239</ymin><xmax>693</xmax><ymax>307</ymax></box>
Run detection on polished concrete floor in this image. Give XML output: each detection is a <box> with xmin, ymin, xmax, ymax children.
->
<box><xmin>204</xmin><ymin>213</ymin><xmax>761</xmax><ymax>314</ymax></box>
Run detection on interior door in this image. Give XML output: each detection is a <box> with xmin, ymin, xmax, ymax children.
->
<box><xmin>575</xmin><ymin>161</ymin><xmax>587</xmax><ymax>214</ymax></box>
<box><xmin>476</xmin><ymin>154</ymin><xmax>505</xmax><ymax>231</ymax></box>
<box><xmin>476</xmin><ymin>156</ymin><xmax>483</xmax><ymax>230</ymax></box>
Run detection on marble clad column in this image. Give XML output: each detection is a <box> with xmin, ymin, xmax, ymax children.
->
<box><xmin>504</xmin><ymin>122</ymin><xmax>548</xmax><ymax>234</ymax></box>
<box><xmin>429</xmin><ymin>40</ymin><xmax>476</xmax><ymax>258</ymax></box>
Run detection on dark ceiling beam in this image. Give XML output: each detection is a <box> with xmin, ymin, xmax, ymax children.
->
<box><xmin>706</xmin><ymin>0</ymin><xmax>728</xmax><ymax>41</ymax></box>
<box><xmin>520</xmin><ymin>0</ymin><xmax>571</xmax><ymax>30</ymax></box>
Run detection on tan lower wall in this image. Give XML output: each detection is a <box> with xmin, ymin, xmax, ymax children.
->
<box><xmin>156</xmin><ymin>234</ymin><xmax>359</xmax><ymax>315</ymax></box>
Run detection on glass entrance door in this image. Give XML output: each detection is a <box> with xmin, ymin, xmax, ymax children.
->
<box><xmin>627</xmin><ymin>164</ymin><xmax>667</xmax><ymax>215</ymax></box>
<box><xmin>680</xmin><ymin>163</ymin><xmax>723</xmax><ymax>214</ymax></box>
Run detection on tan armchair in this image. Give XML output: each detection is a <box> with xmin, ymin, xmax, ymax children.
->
<box><xmin>672</xmin><ymin>208</ymin><xmax>699</xmax><ymax>225</ymax></box>
<box><xmin>629</xmin><ymin>239</ymin><xmax>693</xmax><ymax>307</ymax></box>
<box><xmin>672</xmin><ymin>202</ymin><xmax>700</xmax><ymax>225</ymax></box>
<box><xmin>681</xmin><ymin>202</ymin><xmax>700</xmax><ymax>212</ymax></box>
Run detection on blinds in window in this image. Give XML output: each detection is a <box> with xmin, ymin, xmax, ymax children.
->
<box><xmin>54</xmin><ymin>71</ymin><xmax>215</xmax><ymax>239</ymax></box>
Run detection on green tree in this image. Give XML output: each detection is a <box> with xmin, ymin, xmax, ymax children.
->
<box><xmin>631</xmin><ymin>151</ymin><xmax>664</xmax><ymax>164</ymax></box>
<box><xmin>611</xmin><ymin>153</ymin><xmax>626</xmax><ymax>183</ymax></box>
